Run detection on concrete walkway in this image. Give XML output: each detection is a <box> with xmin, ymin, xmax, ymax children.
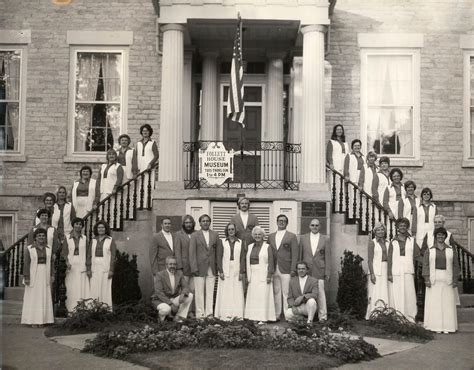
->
<box><xmin>1</xmin><ymin>323</ymin><xmax>148</xmax><ymax>370</ymax></box>
<box><xmin>339</xmin><ymin>324</ymin><xmax>474</xmax><ymax>369</ymax></box>
<box><xmin>2</xmin><ymin>321</ymin><xmax>473</xmax><ymax>370</ymax></box>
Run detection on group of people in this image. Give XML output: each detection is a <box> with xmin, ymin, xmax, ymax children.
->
<box><xmin>21</xmin><ymin>213</ymin><xmax>117</xmax><ymax>326</ymax></box>
<box><xmin>327</xmin><ymin>124</ymin><xmax>460</xmax><ymax>334</ymax></box>
<box><xmin>20</xmin><ymin>122</ymin><xmax>461</xmax><ymax>335</ymax></box>
<box><xmin>21</xmin><ymin>123</ymin><xmax>160</xmax><ymax>326</ymax></box>
<box><xmin>150</xmin><ymin>197</ymin><xmax>330</xmax><ymax>325</ymax></box>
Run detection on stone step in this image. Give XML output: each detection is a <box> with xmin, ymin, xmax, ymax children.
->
<box><xmin>459</xmin><ymin>294</ymin><xmax>474</xmax><ymax>308</ymax></box>
<box><xmin>1</xmin><ymin>300</ymin><xmax>23</xmax><ymax>316</ymax></box>
<box><xmin>2</xmin><ymin>313</ymin><xmax>21</xmax><ymax>324</ymax></box>
<box><xmin>457</xmin><ymin>307</ymin><xmax>474</xmax><ymax>323</ymax></box>
<box><xmin>4</xmin><ymin>287</ymin><xmax>25</xmax><ymax>301</ymax></box>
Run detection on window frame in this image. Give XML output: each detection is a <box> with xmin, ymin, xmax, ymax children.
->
<box><xmin>462</xmin><ymin>49</ymin><xmax>474</xmax><ymax>167</ymax></box>
<box><xmin>66</xmin><ymin>46</ymin><xmax>129</xmax><ymax>162</ymax></box>
<box><xmin>0</xmin><ymin>45</ymin><xmax>28</xmax><ymax>161</ymax></box>
<box><xmin>360</xmin><ymin>48</ymin><xmax>421</xmax><ymax>166</ymax></box>
<box><xmin>0</xmin><ymin>211</ymin><xmax>17</xmax><ymax>249</ymax></box>
<box><xmin>468</xmin><ymin>217</ymin><xmax>474</xmax><ymax>253</ymax></box>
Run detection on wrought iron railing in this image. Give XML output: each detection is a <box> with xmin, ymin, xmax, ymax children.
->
<box><xmin>1</xmin><ymin>162</ymin><xmax>159</xmax><ymax>314</ymax></box>
<box><xmin>183</xmin><ymin>140</ymin><xmax>301</xmax><ymax>190</ymax></box>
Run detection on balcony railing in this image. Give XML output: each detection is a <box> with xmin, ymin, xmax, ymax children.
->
<box><xmin>183</xmin><ymin>140</ymin><xmax>301</xmax><ymax>190</ymax></box>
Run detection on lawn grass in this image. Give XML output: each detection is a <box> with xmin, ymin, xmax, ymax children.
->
<box><xmin>128</xmin><ymin>348</ymin><xmax>344</xmax><ymax>370</ymax></box>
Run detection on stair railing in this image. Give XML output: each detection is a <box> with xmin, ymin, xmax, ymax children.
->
<box><xmin>326</xmin><ymin>165</ymin><xmax>395</xmax><ymax>238</ymax></box>
<box><xmin>1</xmin><ymin>161</ymin><xmax>159</xmax><ymax>292</ymax></box>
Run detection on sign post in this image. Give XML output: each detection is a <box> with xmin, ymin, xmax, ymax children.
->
<box><xmin>199</xmin><ymin>142</ymin><xmax>234</xmax><ymax>186</ymax></box>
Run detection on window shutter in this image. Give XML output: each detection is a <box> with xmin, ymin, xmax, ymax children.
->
<box><xmin>211</xmin><ymin>202</ymin><xmax>272</xmax><ymax>238</ymax></box>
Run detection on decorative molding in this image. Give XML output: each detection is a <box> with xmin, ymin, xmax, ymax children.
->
<box><xmin>357</xmin><ymin>33</ymin><xmax>424</xmax><ymax>48</ymax></box>
<box><xmin>0</xmin><ymin>30</ymin><xmax>31</xmax><ymax>44</ymax></box>
<box><xmin>66</xmin><ymin>31</ymin><xmax>133</xmax><ymax>45</ymax></box>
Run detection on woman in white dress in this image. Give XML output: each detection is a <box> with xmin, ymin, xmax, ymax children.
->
<box><xmin>133</xmin><ymin>124</ymin><xmax>159</xmax><ymax>209</ymax></box>
<box><xmin>96</xmin><ymin>149</ymin><xmax>124</xmax><ymax>229</ymax></box>
<box><xmin>116</xmin><ymin>134</ymin><xmax>135</xmax><ymax>219</ymax></box>
<box><xmin>416</xmin><ymin>187</ymin><xmax>437</xmax><ymax>249</ymax></box>
<box><xmin>398</xmin><ymin>180</ymin><xmax>419</xmax><ymax>236</ymax></box>
<box><xmin>383</xmin><ymin>168</ymin><xmax>406</xmax><ymax>221</ymax></box>
<box><xmin>326</xmin><ymin>125</ymin><xmax>350</xmax><ymax>212</ymax></box>
<box><xmin>215</xmin><ymin>223</ymin><xmax>245</xmax><ymax>320</ymax></box>
<box><xmin>423</xmin><ymin>227</ymin><xmax>460</xmax><ymax>333</ymax></box>
<box><xmin>366</xmin><ymin>222</ymin><xmax>391</xmax><ymax>319</ymax></box>
<box><xmin>51</xmin><ymin>186</ymin><xmax>76</xmax><ymax>242</ymax></box>
<box><xmin>71</xmin><ymin>166</ymin><xmax>97</xmax><ymax>218</ymax></box>
<box><xmin>62</xmin><ymin>217</ymin><xmax>89</xmax><ymax>312</ymax></box>
<box><xmin>89</xmin><ymin>220</ymin><xmax>116</xmax><ymax>308</ymax></box>
<box><xmin>388</xmin><ymin>217</ymin><xmax>421</xmax><ymax>322</ymax></box>
<box><xmin>343</xmin><ymin>139</ymin><xmax>365</xmax><ymax>219</ymax></box>
<box><xmin>21</xmin><ymin>228</ymin><xmax>54</xmax><ymax>326</ymax></box>
<box><xmin>244</xmin><ymin>226</ymin><xmax>276</xmax><ymax>322</ymax></box>
<box><xmin>28</xmin><ymin>209</ymin><xmax>60</xmax><ymax>254</ymax></box>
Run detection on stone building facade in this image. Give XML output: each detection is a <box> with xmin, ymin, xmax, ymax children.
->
<box><xmin>1</xmin><ymin>0</ymin><xmax>473</xmax><ymax>255</ymax></box>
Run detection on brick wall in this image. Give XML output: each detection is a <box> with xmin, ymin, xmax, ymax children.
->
<box><xmin>326</xmin><ymin>0</ymin><xmax>473</xmax><ymax>202</ymax></box>
<box><xmin>0</xmin><ymin>0</ymin><xmax>160</xmax><ymax>193</ymax></box>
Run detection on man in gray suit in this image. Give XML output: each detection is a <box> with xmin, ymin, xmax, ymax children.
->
<box><xmin>299</xmin><ymin>218</ymin><xmax>330</xmax><ymax>320</ymax></box>
<box><xmin>150</xmin><ymin>217</ymin><xmax>175</xmax><ymax>276</ymax></box>
<box><xmin>189</xmin><ymin>214</ymin><xmax>220</xmax><ymax>318</ymax></box>
<box><xmin>174</xmin><ymin>215</ymin><xmax>196</xmax><ymax>317</ymax></box>
<box><xmin>152</xmin><ymin>256</ymin><xmax>193</xmax><ymax>322</ymax></box>
<box><xmin>230</xmin><ymin>197</ymin><xmax>259</xmax><ymax>247</ymax></box>
<box><xmin>285</xmin><ymin>261</ymin><xmax>319</xmax><ymax>324</ymax></box>
<box><xmin>268</xmin><ymin>214</ymin><xmax>299</xmax><ymax>320</ymax></box>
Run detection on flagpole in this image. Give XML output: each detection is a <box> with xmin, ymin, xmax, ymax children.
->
<box><xmin>238</xmin><ymin>13</ymin><xmax>245</xmax><ymax>162</ymax></box>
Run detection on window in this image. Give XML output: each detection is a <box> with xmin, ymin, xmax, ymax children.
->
<box><xmin>361</xmin><ymin>50</ymin><xmax>420</xmax><ymax>160</ymax></box>
<box><xmin>462</xmin><ymin>50</ymin><xmax>474</xmax><ymax>165</ymax></box>
<box><xmin>0</xmin><ymin>49</ymin><xmax>23</xmax><ymax>153</ymax></box>
<box><xmin>0</xmin><ymin>213</ymin><xmax>16</xmax><ymax>248</ymax></box>
<box><xmin>71</xmin><ymin>50</ymin><xmax>125</xmax><ymax>154</ymax></box>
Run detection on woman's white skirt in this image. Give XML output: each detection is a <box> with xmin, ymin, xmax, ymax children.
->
<box><xmin>244</xmin><ymin>265</ymin><xmax>276</xmax><ymax>322</ymax></box>
<box><xmin>366</xmin><ymin>262</ymin><xmax>390</xmax><ymax>319</ymax></box>
<box><xmin>215</xmin><ymin>261</ymin><xmax>244</xmax><ymax>320</ymax></box>
<box><xmin>424</xmin><ymin>269</ymin><xmax>458</xmax><ymax>333</ymax></box>
<box><xmin>90</xmin><ymin>260</ymin><xmax>112</xmax><ymax>308</ymax></box>
<box><xmin>21</xmin><ymin>265</ymin><xmax>54</xmax><ymax>325</ymax></box>
<box><xmin>65</xmin><ymin>264</ymin><xmax>90</xmax><ymax>312</ymax></box>
<box><xmin>74</xmin><ymin>196</ymin><xmax>93</xmax><ymax>219</ymax></box>
<box><xmin>389</xmin><ymin>273</ymin><xmax>417</xmax><ymax>322</ymax></box>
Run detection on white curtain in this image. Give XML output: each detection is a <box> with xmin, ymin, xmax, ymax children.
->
<box><xmin>367</xmin><ymin>55</ymin><xmax>413</xmax><ymax>156</ymax></box>
<box><xmin>74</xmin><ymin>53</ymin><xmax>121</xmax><ymax>152</ymax></box>
<box><xmin>0</xmin><ymin>51</ymin><xmax>21</xmax><ymax>151</ymax></box>
<box><xmin>0</xmin><ymin>216</ymin><xmax>13</xmax><ymax>248</ymax></box>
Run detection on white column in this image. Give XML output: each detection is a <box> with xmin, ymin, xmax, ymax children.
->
<box><xmin>200</xmin><ymin>51</ymin><xmax>219</xmax><ymax>141</ymax></box>
<box><xmin>265</xmin><ymin>55</ymin><xmax>284</xmax><ymax>141</ymax></box>
<box><xmin>182</xmin><ymin>50</ymin><xmax>193</xmax><ymax>142</ymax></box>
<box><xmin>158</xmin><ymin>24</ymin><xmax>184</xmax><ymax>182</ymax></box>
<box><xmin>289</xmin><ymin>57</ymin><xmax>302</xmax><ymax>144</ymax></box>
<box><xmin>301</xmin><ymin>25</ymin><xmax>326</xmax><ymax>184</ymax></box>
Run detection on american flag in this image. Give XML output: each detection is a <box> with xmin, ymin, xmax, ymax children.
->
<box><xmin>227</xmin><ymin>16</ymin><xmax>245</xmax><ymax>127</ymax></box>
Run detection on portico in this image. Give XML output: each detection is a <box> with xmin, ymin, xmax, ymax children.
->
<box><xmin>154</xmin><ymin>0</ymin><xmax>331</xmax><ymax>233</ymax></box>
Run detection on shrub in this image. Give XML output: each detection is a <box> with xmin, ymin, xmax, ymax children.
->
<box><xmin>368</xmin><ymin>301</ymin><xmax>434</xmax><ymax>340</ymax></box>
<box><xmin>83</xmin><ymin>318</ymin><xmax>380</xmax><ymax>363</ymax></box>
<box><xmin>337</xmin><ymin>250</ymin><xmax>368</xmax><ymax>319</ymax></box>
<box><xmin>59</xmin><ymin>299</ymin><xmax>156</xmax><ymax>332</ymax></box>
<box><xmin>112</xmin><ymin>251</ymin><xmax>141</xmax><ymax>305</ymax></box>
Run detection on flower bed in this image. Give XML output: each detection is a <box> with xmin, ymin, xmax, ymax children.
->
<box><xmin>83</xmin><ymin>318</ymin><xmax>380</xmax><ymax>363</ymax></box>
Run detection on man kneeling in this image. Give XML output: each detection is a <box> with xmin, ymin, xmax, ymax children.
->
<box><xmin>285</xmin><ymin>261</ymin><xmax>319</xmax><ymax>324</ymax></box>
<box><xmin>152</xmin><ymin>256</ymin><xmax>193</xmax><ymax>322</ymax></box>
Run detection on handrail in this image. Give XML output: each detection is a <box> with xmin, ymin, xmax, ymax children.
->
<box><xmin>4</xmin><ymin>161</ymin><xmax>160</xmax><ymax>254</ymax></box>
<box><xmin>326</xmin><ymin>164</ymin><xmax>474</xmax><ymax>260</ymax></box>
<box><xmin>326</xmin><ymin>165</ymin><xmax>385</xmax><ymax>210</ymax></box>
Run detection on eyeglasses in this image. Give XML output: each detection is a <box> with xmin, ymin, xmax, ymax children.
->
<box><xmin>310</xmin><ymin>224</ymin><xmax>320</xmax><ymax>227</ymax></box>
